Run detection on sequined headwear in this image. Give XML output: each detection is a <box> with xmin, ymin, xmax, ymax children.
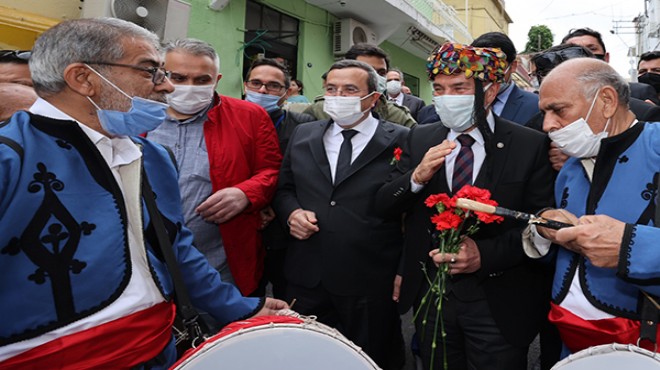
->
<box><xmin>426</xmin><ymin>42</ymin><xmax>508</xmax><ymax>83</ymax></box>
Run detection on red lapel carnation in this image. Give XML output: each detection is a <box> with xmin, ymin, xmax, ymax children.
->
<box><xmin>390</xmin><ymin>147</ymin><xmax>403</xmax><ymax>165</ymax></box>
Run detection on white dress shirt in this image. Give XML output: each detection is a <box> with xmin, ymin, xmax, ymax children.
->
<box><xmin>323</xmin><ymin>114</ymin><xmax>379</xmax><ymax>182</ymax></box>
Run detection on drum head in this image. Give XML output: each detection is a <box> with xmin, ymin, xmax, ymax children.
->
<box><xmin>552</xmin><ymin>343</ymin><xmax>660</xmax><ymax>370</ymax></box>
<box><xmin>173</xmin><ymin>316</ymin><xmax>380</xmax><ymax>370</ymax></box>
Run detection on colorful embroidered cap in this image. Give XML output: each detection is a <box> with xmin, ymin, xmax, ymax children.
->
<box><xmin>426</xmin><ymin>42</ymin><xmax>508</xmax><ymax>83</ymax></box>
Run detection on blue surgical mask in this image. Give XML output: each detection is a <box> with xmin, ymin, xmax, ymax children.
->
<box><xmin>86</xmin><ymin>64</ymin><xmax>168</xmax><ymax>137</ymax></box>
<box><xmin>245</xmin><ymin>90</ymin><xmax>283</xmax><ymax>112</ymax></box>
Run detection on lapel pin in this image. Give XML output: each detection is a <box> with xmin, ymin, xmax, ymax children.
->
<box><xmin>496</xmin><ymin>142</ymin><xmax>504</xmax><ymax>149</ymax></box>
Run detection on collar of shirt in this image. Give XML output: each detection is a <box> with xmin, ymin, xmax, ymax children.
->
<box><xmin>165</xmin><ymin>101</ymin><xmax>213</xmax><ymax>126</ymax></box>
<box><xmin>388</xmin><ymin>92</ymin><xmax>404</xmax><ymax>106</ymax></box>
<box><xmin>327</xmin><ymin>112</ymin><xmax>379</xmax><ymax>140</ymax></box>
<box><xmin>492</xmin><ymin>83</ymin><xmax>513</xmax><ymax>116</ymax></box>
<box><xmin>446</xmin><ymin>111</ymin><xmax>495</xmax><ymax>143</ymax></box>
<box><xmin>29</xmin><ymin>97</ymin><xmax>141</xmax><ymax>168</ymax></box>
<box><xmin>324</xmin><ymin>113</ymin><xmax>379</xmax><ymax>181</ymax></box>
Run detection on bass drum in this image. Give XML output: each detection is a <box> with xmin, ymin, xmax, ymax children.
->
<box><xmin>551</xmin><ymin>343</ymin><xmax>660</xmax><ymax>369</ymax></box>
<box><xmin>171</xmin><ymin>314</ymin><xmax>381</xmax><ymax>370</ymax></box>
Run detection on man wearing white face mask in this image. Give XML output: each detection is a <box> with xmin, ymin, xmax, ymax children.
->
<box><xmin>242</xmin><ymin>57</ymin><xmax>315</xmax><ymax>300</ymax></box>
<box><xmin>148</xmin><ymin>39</ymin><xmax>282</xmax><ymax>299</ymax></box>
<box><xmin>386</xmin><ymin>68</ymin><xmax>425</xmax><ymax>121</ymax></box>
<box><xmin>304</xmin><ymin>43</ymin><xmax>417</xmax><ymax>128</ymax></box>
<box><xmin>376</xmin><ymin>43</ymin><xmax>554</xmax><ymax>370</ymax></box>
<box><xmin>524</xmin><ymin>58</ymin><xmax>660</xmax><ymax>359</ymax></box>
<box><xmin>273</xmin><ymin>59</ymin><xmax>409</xmax><ymax>369</ymax></box>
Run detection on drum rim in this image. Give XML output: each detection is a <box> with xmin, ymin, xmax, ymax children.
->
<box><xmin>552</xmin><ymin>343</ymin><xmax>660</xmax><ymax>369</ymax></box>
<box><xmin>174</xmin><ymin>321</ymin><xmax>381</xmax><ymax>369</ymax></box>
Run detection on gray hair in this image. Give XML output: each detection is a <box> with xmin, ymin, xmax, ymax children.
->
<box><xmin>327</xmin><ymin>59</ymin><xmax>378</xmax><ymax>93</ymax></box>
<box><xmin>163</xmin><ymin>38</ymin><xmax>220</xmax><ymax>72</ymax></box>
<box><xmin>576</xmin><ymin>62</ymin><xmax>630</xmax><ymax>105</ymax></box>
<box><xmin>30</xmin><ymin>18</ymin><xmax>160</xmax><ymax>97</ymax></box>
<box><xmin>389</xmin><ymin>67</ymin><xmax>404</xmax><ymax>82</ymax></box>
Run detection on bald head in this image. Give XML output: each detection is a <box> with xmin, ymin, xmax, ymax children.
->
<box><xmin>541</xmin><ymin>58</ymin><xmax>630</xmax><ymax>106</ymax></box>
<box><xmin>0</xmin><ymin>83</ymin><xmax>37</xmax><ymax>121</ymax></box>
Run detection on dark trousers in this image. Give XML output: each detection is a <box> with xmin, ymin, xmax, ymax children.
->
<box><xmin>415</xmin><ymin>292</ymin><xmax>527</xmax><ymax>370</ymax></box>
<box><xmin>287</xmin><ymin>282</ymin><xmax>405</xmax><ymax>370</ymax></box>
<box><xmin>263</xmin><ymin>247</ymin><xmax>288</xmax><ymax>300</ymax></box>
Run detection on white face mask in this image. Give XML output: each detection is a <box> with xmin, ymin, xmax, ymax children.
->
<box><xmin>433</xmin><ymin>94</ymin><xmax>475</xmax><ymax>132</ymax></box>
<box><xmin>548</xmin><ymin>90</ymin><xmax>609</xmax><ymax>158</ymax></box>
<box><xmin>166</xmin><ymin>84</ymin><xmax>215</xmax><ymax>115</ymax></box>
<box><xmin>323</xmin><ymin>92</ymin><xmax>375</xmax><ymax>127</ymax></box>
<box><xmin>387</xmin><ymin>80</ymin><xmax>402</xmax><ymax>96</ymax></box>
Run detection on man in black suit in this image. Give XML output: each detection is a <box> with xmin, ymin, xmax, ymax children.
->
<box><xmin>376</xmin><ymin>43</ymin><xmax>554</xmax><ymax>369</ymax></box>
<box><xmin>273</xmin><ymin>59</ymin><xmax>409</xmax><ymax>370</ymax></box>
<box><xmin>386</xmin><ymin>67</ymin><xmax>425</xmax><ymax>121</ymax></box>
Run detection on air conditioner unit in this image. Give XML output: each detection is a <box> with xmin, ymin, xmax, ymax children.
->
<box><xmin>333</xmin><ymin>18</ymin><xmax>378</xmax><ymax>55</ymax></box>
<box><xmin>81</xmin><ymin>0</ymin><xmax>190</xmax><ymax>41</ymax></box>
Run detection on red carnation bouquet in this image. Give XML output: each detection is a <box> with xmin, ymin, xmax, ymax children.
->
<box><xmin>415</xmin><ymin>185</ymin><xmax>503</xmax><ymax>369</ymax></box>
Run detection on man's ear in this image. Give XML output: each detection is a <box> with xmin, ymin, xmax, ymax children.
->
<box><xmin>369</xmin><ymin>92</ymin><xmax>382</xmax><ymax>108</ymax></box>
<box><xmin>63</xmin><ymin>63</ymin><xmax>97</xmax><ymax>97</ymax></box>
<box><xmin>484</xmin><ymin>82</ymin><xmax>500</xmax><ymax>106</ymax></box>
<box><xmin>600</xmin><ymin>85</ymin><xmax>618</xmax><ymax>119</ymax></box>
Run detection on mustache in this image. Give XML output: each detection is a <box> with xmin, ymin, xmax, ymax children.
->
<box><xmin>148</xmin><ymin>93</ymin><xmax>167</xmax><ymax>104</ymax></box>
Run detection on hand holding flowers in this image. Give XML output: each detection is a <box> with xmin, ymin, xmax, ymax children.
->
<box><xmin>414</xmin><ymin>185</ymin><xmax>503</xmax><ymax>369</ymax></box>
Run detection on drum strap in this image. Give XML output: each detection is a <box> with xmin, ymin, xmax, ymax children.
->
<box><xmin>639</xmin><ymin>174</ymin><xmax>660</xmax><ymax>347</ymax></box>
<box><xmin>142</xmin><ymin>168</ymin><xmax>209</xmax><ymax>347</ymax></box>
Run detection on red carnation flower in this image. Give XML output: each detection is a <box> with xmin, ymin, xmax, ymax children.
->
<box><xmin>431</xmin><ymin>210</ymin><xmax>462</xmax><ymax>231</ymax></box>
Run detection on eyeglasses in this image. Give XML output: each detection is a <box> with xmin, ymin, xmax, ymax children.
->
<box><xmin>324</xmin><ymin>85</ymin><xmax>363</xmax><ymax>96</ymax></box>
<box><xmin>0</xmin><ymin>50</ymin><xmax>31</xmax><ymax>63</ymax></box>
<box><xmin>83</xmin><ymin>61</ymin><xmax>171</xmax><ymax>85</ymax></box>
<box><xmin>245</xmin><ymin>79</ymin><xmax>285</xmax><ymax>93</ymax></box>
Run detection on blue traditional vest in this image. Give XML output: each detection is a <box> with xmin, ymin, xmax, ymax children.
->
<box><xmin>553</xmin><ymin>121</ymin><xmax>660</xmax><ymax>319</ymax></box>
<box><xmin>0</xmin><ymin>111</ymin><xmax>260</xmax><ymax>348</ymax></box>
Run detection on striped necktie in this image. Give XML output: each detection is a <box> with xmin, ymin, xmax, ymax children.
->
<box><xmin>452</xmin><ymin>134</ymin><xmax>475</xmax><ymax>192</ymax></box>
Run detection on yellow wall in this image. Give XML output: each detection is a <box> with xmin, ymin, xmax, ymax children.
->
<box><xmin>444</xmin><ymin>0</ymin><xmax>511</xmax><ymax>38</ymax></box>
<box><xmin>1</xmin><ymin>0</ymin><xmax>81</xmax><ymax>20</ymax></box>
<box><xmin>0</xmin><ymin>0</ymin><xmax>79</xmax><ymax>49</ymax></box>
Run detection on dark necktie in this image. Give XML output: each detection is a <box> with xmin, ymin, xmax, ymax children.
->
<box><xmin>452</xmin><ymin>134</ymin><xmax>475</xmax><ymax>192</ymax></box>
<box><xmin>335</xmin><ymin>129</ymin><xmax>358</xmax><ymax>184</ymax></box>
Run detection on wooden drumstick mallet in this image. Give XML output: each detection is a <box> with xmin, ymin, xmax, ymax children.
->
<box><xmin>456</xmin><ymin>198</ymin><xmax>572</xmax><ymax>230</ymax></box>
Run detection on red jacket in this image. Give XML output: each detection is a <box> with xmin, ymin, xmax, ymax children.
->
<box><xmin>204</xmin><ymin>95</ymin><xmax>282</xmax><ymax>295</ymax></box>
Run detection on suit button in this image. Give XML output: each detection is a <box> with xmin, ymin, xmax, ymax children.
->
<box><xmin>330</xmin><ymin>201</ymin><xmax>336</xmax><ymax>206</ymax></box>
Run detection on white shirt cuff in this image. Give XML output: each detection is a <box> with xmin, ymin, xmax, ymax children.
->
<box><xmin>410</xmin><ymin>177</ymin><xmax>425</xmax><ymax>193</ymax></box>
<box><xmin>522</xmin><ymin>224</ymin><xmax>552</xmax><ymax>258</ymax></box>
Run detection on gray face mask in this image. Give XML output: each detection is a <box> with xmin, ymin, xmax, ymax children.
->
<box><xmin>377</xmin><ymin>75</ymin><xmax>387</xmax><ymax>94</ymax></box>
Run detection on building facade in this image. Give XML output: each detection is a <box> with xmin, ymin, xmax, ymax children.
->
<box><xmin>1</xmin><ymin>0</ymin><xmax>512</xmax><ymax>102</ymax></box>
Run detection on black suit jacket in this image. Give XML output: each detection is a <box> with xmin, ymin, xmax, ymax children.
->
<box><xmin>630</xmin><ymin>82</ymin><xmax>660</xmax><ymax>105</ymax></box>
<box><xmin>375</xmin><ymin>117</ymin><xmax>554</xmax><ymax>347</ymax></box>
<box><xmin>273</xmin><ymin>117</ymin><xmax>409</xmax><ymax>296</ymax></box>
<box><xmin>401</xmin><ymin>94</ymin><xmax>426</xmax><ymax>121</ymax></box>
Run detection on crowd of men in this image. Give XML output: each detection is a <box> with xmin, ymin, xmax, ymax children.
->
<box><xmin>1</xmin><ymin>16</ymin><xmax>660</xmax><ymax>370</ymax></box>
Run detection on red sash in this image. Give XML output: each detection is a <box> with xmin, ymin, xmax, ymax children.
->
<box><xmin>0</xmin><ymin>301</ymin><xmax>175</xmax><ymax>370</ymax></box>
<box><xmin>549</xmin><ymin>302</ymin><xmax>660</xmax><ymax>353</ymax></box>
